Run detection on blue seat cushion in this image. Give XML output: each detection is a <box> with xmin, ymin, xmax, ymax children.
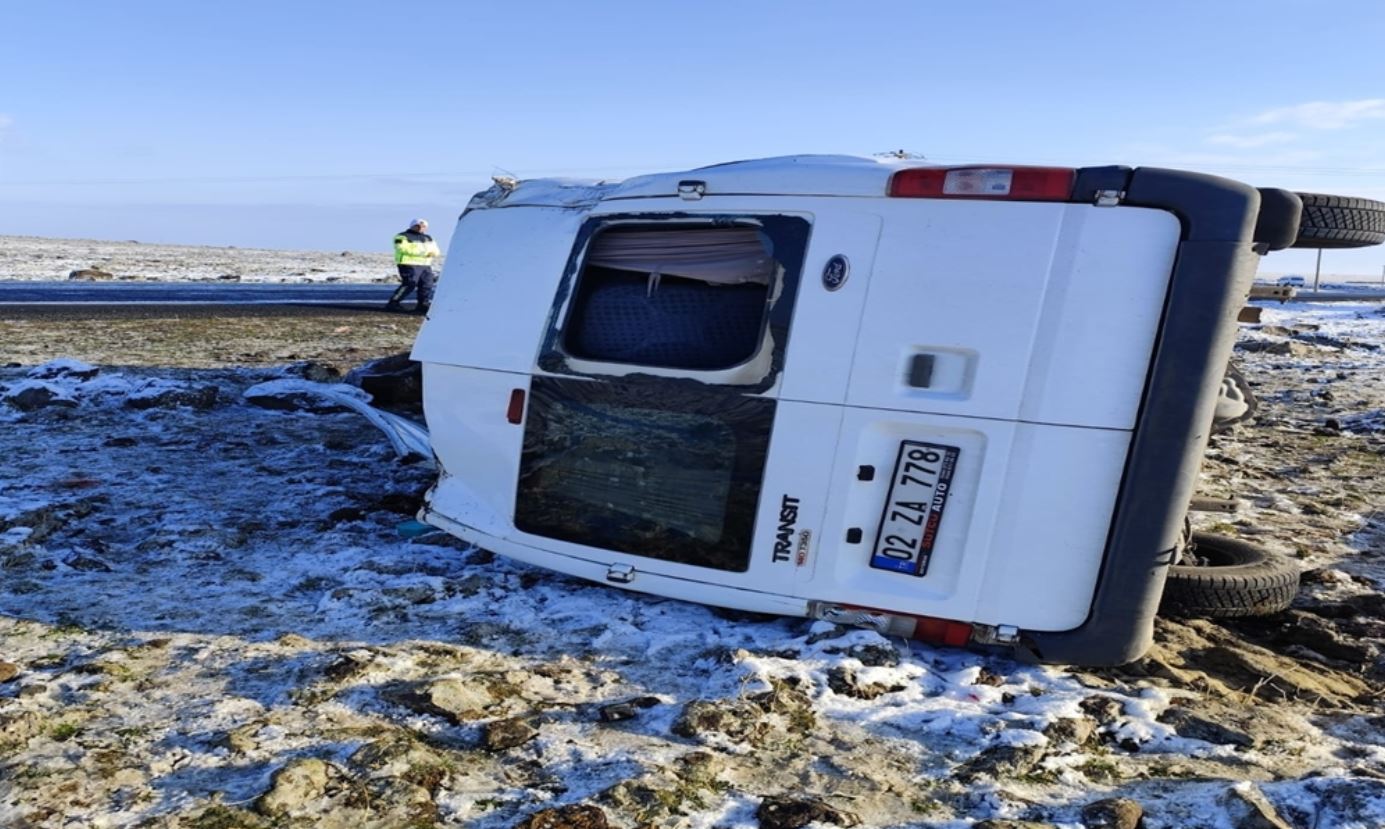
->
<box><xmin>565</xmin><ymin>268</ymin><xmax>766</xmax><ymax>370</ymax></box>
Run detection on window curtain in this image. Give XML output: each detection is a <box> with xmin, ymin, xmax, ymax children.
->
<box><xmin>586</xmin><ymin>227</ymin><xmax>776</xmax><ymax>286</ymax></box>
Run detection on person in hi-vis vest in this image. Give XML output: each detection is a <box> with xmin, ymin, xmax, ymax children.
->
<box><xmin>387</xmin><ymin>218</ymin><xmax>442</xmax><ymax>314</ymax></box>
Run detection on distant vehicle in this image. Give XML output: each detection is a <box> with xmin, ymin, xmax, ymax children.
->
<box><xmin>1278</xmin><ymin>275</ymin><xmax>1307</xmax><ymax>287</ymax></box>
<box><xmin>408</xmin><ymin>157</ymin><xmax>1384</xmax><ymax>666</ymax></box>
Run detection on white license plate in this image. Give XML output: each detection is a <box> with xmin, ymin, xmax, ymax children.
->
<box><xmin>869</xmin><ymin>440</ymin><xmax>960</xmax><ymax>577</ymax></box>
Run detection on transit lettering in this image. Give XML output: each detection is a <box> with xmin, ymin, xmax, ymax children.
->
<box><xmin>772</xmin><ymin>495</ymin><xmax>800</xmax><ymax>563</ymax></box>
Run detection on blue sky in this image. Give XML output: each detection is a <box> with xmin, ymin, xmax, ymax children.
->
<box><xmin>2</xmin><ymin>0</ymin><xmax>1384</xmax><ymax>274</ymax></box>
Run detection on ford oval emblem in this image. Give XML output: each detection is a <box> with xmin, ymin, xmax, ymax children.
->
<box><xmin>822</xmin><ymin>254</ymin><xmax>850</xmax><ymax>291</ymax></box>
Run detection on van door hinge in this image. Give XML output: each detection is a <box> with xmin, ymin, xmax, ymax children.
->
<box><xmin>606</xmin><ymin>563</ymin><xmax>636</xmax><ymax>584</ymax></box>
<box><xmin>677</xmin><ymin>180</ymin><xmax>707</xmax><ymax>200</ymax></box>
<box><xmin>1093</xmin><ymin>189</ymin><xmax>1123</xmax><ymax>207</ymax></box>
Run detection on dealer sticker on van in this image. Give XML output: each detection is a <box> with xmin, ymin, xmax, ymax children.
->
<box><xmin>870</xmin><ymin>441</ymin><xmax>960</xmax><ymax>577</ymax></box>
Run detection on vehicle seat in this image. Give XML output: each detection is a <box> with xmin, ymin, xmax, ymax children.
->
<box><xmin>565</xmin><ymin>268</ymin><xmax>766</xmax><ymax>370</ymax></box>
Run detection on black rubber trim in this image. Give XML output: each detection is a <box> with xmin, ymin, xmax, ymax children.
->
<box><xmin>1253</xmin><ymin>188</ymin><xmax>1303</xmax><ymax>252</ymax></box>
<box><xmin>1016</xmin><ymin>168</ymin><xmax>1261</xmax><ymax>666</ymax></box>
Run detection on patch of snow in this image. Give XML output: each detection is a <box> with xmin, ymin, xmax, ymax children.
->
<box><xmin>0</xmin><ymin>235</ymin><xmax>399</xmax><ymax>283</ymax></box>
<box><xmin>242</xmin><ymin>378</ymin><xmax>372</xmax><ymax>403</ymax></box>
<box><xmin>0</xmin><ymin>378</ymin><xmax>78</xmax><ymax>407</ymax></box>
<box><xmin>26</xmin><ymin>357</ymin><xmax>97</xmax><ymax>378</ymax></box>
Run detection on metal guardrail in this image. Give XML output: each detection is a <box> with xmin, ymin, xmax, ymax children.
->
<box><xmin>1249</xmin><ymin>284</ymin><xmax>1385</xmax><ymax>303</ymax></box>
<box><xmin>1248</xmin><ymin>284</ymin><xmax>1296</xmax><ymax>301</ymax></box>
<box><xmin>1289</xmin><ymin>290</ymin><xmax>1385</xmax><ymax>302</ymax></box>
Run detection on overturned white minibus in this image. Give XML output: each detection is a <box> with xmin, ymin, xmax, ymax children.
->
<box><xmin>411</xmin><ymin>155</ymin><xmax>1322</xmax><ymax>666</ymax></box>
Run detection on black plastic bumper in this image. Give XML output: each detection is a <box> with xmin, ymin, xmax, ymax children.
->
<box><xmin>1016</xmin><ymin>168</ymin><xmax>1262</xmax><ymax>666</ymax></box>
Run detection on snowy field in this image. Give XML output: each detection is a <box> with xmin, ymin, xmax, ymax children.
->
<box><xmin>0</xmin><ymin>301</ymin><xmax>1383</xmax><ymax>828</ymax></box>
<box><xmin>0</xmin><ymin>236</ymin><xmax>396</xmax><ymax>284</ymax></box>
<box><xmin>0</xmin><ymin>234</ymin><xmax>1373</xmax><ymax>291</ymax></box>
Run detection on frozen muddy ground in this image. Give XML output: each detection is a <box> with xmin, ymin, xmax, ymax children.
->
<box><xmin>0</xmin><ymin>308</ymin><xmax>421</xmax><ymax>372</ymax></box>
<box><xmin>0</xmin><ymin>299</ymin><xmax>1383</xmax><ymax>828</ymax></box>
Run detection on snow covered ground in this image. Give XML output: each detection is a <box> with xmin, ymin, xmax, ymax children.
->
<box><xmin>0</xmin><ymin>234</ymin><xmax>1377</xmax><ymax>290</ymax></box>
<box><xmin>0</xmin><ymin>236</ymin><xmax>396</xmax><ymax>283</ymax></box>
<box><xmin>1</xmin><ymin>301</ymin><xmax>1384</xmax><ymax>828</ymax></box>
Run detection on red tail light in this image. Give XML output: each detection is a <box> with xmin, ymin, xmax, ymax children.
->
<box><xmin>809</xmin><ymin>602</ymin><xmax>974</xmax><ymax>647</ymax></box>
<box><xmin>889</xmin><ymin>166</ymin><xmax>1075</xmax><ymax>202</ymax></box>
<box><xmin>912</xmin><ymin>616</ymin><xmax>974</xmax><ymax>647</ymax></box>
<box><xmin>506</xmin><ymin>388</ymin><xmax>526</xmax><ymax>424</ymax></box>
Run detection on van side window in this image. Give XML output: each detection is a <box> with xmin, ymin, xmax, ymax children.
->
<box><xmin>561</xmin><ymin>225</ymin><xmax>778</xmax><ymax>371</ymax></box>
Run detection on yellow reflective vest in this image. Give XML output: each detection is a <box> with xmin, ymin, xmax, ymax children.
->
<box><xmin>393</xmin><ymin>230</ymin><xmax>441</xmax><ymax>266</ymax></box>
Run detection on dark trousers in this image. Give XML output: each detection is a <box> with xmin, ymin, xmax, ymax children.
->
<box><xmin>390</xmin><ymin>265</ymin><xmax>436</xmax><ymax>307</ymax></box>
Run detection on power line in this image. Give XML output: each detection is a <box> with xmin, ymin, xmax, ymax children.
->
<box><xmin>4</xmin><ymin>157</ymin><xmax>1385</xmax><ymax>188</ymax></box>
<box><xmin>0</xmin><ymin>162</ymin><xmax>699</xmax><ymax>187</ymax></box>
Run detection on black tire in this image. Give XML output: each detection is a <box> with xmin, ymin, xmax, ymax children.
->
<box><xmin>1292</xmin><ymin>192</ymin><xmax>1385</xmax><ymax>249</ymax></box>
<box><xmin>1159</xmin><ymin>532</ymin><xmax>1299</xmax><ymax>618</ymax></box>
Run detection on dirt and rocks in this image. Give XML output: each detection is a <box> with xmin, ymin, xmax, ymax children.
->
<box><xmin>0</xmin><ymin>306</ymin><xmax>422</xmax><ymax>372</ymax></box>
<box><xmin>0</xmin><ymin>292</ymin><xmax>1383</xmax><ymax>828</ymax></box>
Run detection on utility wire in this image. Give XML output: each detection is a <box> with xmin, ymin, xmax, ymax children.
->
<box><xmin>4</xmin><ymin>158</ymin><xmax>1385</xmax><ymax>187</ymax></box>
<box><xmin>0</xmin><ymin>163</ymin><xmax>699</xmax><ymax>187</ymax></box>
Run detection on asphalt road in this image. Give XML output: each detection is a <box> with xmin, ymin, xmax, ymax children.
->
<box><xmin>0</xmin><ymin>280</ymin><xmax>396</xmax><ymax>307</ymax></box>
<box><xmin>1290</xmin><ymin>290</ymin><xmax>1385</xmax><ymax>303</ymax></box>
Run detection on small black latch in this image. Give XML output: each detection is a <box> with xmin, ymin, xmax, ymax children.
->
<box><xmin>907</xmin><ymin>354</ymin><xmax>935</xmax><ymax>388</ymax></box>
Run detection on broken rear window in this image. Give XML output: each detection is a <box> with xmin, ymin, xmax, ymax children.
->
<box><xmin>561</xmin><ymin>225</ymin><xmax>779</xmax><ymax>371</ymax></box>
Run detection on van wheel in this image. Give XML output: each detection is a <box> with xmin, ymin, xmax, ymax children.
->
<box><xmin>1159</xmin><ymin>532</ymin><xmax>1299</xmax><ymax>618</ymax></box>
<box><xmin>1292</xmin><ymin>192</ymin><xmax>1385</xmax><ymax>249</ymax></box>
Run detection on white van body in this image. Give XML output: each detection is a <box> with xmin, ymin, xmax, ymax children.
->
<box><xmin>412</xmin><ymin>156</ymin><xmax>1273</xmax><ymax>665</ymax></box>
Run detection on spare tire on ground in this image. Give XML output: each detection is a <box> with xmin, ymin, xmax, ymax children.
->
<box><xmin>1292</xmin><ymin>192</ymin><xmax>1385</xmax><ymax>249</ymax></box>
<box><xmin>1160</xmin><ymin>532</ymin><xmax>1300</xmax><ymax>619</ymax></box>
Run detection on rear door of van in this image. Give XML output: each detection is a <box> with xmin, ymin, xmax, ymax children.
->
<box><xmin>802</xmin><ymin>197</ymin><xmax>1181</xmax><ymax>634</ymax></box>
<box><xmin>502</xmin><ymin>196</ymin><xmax>887</xmax><ymax>605</ymax></box>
